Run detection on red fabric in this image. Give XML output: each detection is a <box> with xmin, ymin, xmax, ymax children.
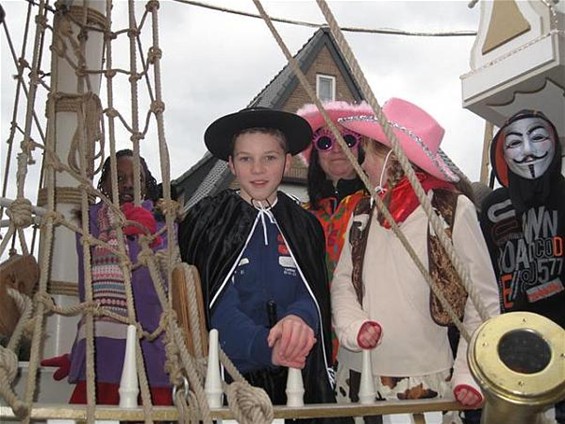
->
<box><xmin>356</xmin><ymin>320</ymin><xmax>382</xmax><ymax>349</ymax></box>
<box><xmin>70</xmin><ymin>381</ymin><xmax>172</xmax><ymax>406</ymax></box>
<box><xmin>121</xmin><ymin>202</ymin><xmax>157</xmax><ymax>235</ymax></box>
<box><xmin>380</xmin><ymin>172</ymin><xmax>455</xmax><ymax>228</ymax></box>
<box><xmin>41</xmin><ymin>354</ymin><xmax>70</xmax><ymax>381</ymax></box>
<box><xmin>121</xmin><ymin>202</ymin><xmax>162</xmax><ymax>247</ymax></box>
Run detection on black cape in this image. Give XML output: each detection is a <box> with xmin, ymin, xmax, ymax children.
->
<box><xmin>179</xmin><ymin>190</ymin><xmax>344</xmax><ymax>419</ymax></box>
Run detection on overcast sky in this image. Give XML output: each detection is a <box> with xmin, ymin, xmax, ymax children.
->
<box><xmin>1</xmin><ymin>0</ymin><xmax>485</xmax><ymax>199</ymax></box>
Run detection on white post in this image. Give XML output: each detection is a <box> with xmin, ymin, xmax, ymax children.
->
<box><xmin>118</xmin><ymin>325</ymin><xmax>139</xmax><ymax>408</ymax></box>
<box><xmin>205</xmin><ymin>329</ymin><xmax>223</xmax><ymax>408</ymax></box>
<box><xmin>285</xmin><ymin>367</ymin><xmax>304</xmax><ymax>407</ymax></box>
<box><xmin>358</xmin><ymin>349</ymin><xmax>376</xmax><ymax>405</ymax></box>
<box><xmin>41</xmin><ymin>0</ymin><xmax>106</xmax><ymax>359</ymax></box>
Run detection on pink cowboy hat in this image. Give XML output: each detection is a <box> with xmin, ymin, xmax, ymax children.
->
<box><xmin>338</xmin><ymin>98</ymin><xmax>459</xmax><ymax>183</ymax></box>
<box><xmin>296</xmin><ymin>101</ymin><xmax>373</xmax><ymax>164</ymax></box>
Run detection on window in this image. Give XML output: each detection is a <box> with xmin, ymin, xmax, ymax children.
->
<box><xmin>316</xmin><ymin>74</ymin><xmax>335</xmax><ymax>102</ymax></box>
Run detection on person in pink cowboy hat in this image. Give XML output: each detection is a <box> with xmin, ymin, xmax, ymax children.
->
<box><xmin>330</xmin><ymin>98</ymin><xmax>500</xmax><ymax>422</ymax></box>
<box><xmin>297</xmin><ymin>101</ymin><xmax>371</xmax><ymax>366</ymax></box>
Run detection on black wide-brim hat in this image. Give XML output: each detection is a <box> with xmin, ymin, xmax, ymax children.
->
<box><xmin>204</xmin><ymin>107</ymin><xmax>313</xmax><ymax>161</ymax></box>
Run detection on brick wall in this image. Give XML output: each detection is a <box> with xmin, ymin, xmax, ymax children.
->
<box><xmin>284</xmin><ymin>45</ymin><xmax>357</xmax><ymax>114</ymax></box>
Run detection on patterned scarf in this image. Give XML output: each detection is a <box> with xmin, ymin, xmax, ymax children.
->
<box><xmin>91</xmin><ymin>203</ymin><xmax>129</xmax><ymax>320</ymax></box>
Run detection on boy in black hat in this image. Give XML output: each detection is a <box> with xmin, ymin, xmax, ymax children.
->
<box><xmin>179</xmin><ymin>108</ymin><xmax>340</xmax><ymax>416</ymax></box>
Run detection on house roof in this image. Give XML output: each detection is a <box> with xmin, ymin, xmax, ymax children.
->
<box><xmin>173</xmin><ymin>27</ymin><xmax>364</xmax><ymax>212</ymax></box>
<box><xmin>249</xmin><ymin>26</ymin><xmax>363</xmax><ymax>109</ymax></box>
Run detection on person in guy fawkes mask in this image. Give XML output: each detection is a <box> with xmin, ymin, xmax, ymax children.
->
<box><xmin>479</xmin><ymin>110</ymin><xmax>565</xmax><ymax>424</ymax></box>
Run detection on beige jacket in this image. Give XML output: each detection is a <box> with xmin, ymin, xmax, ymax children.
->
<box><xmin>331</xmin><ymin>194</ymin><xmax>500</xmax><ymax>392</ymax></box>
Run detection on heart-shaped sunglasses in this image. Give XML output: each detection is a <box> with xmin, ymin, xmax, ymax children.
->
<box><xmin>313</xmin><ymin>128</ymin><xmax>361</xmax><ymax>152</ymax></box>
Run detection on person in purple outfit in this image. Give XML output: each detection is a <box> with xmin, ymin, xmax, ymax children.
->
<box><xmin>43</xmin><ymin>149</ymin><xmax>173</xmax><ymax>405</ymax></box>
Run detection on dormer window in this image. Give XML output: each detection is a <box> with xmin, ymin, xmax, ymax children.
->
<box><xmin>316</xmin><ymin>74</ymin><xmax>335</xmax><ymax>102</ymax></box>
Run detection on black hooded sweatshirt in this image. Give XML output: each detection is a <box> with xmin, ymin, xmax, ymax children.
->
<box><xmin>479</xmin><ymin>111</ymin><xmax>565</xmax><ymax>328</ymax></box>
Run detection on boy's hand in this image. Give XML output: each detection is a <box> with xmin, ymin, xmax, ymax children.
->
<box><xmin>357</xmin><ymin>321</ymin><xmax>382</xmax><ymax>349</ymax></box>
<box><xmin>271</xmin><ymin>341</ymin><xmax>307</xmax><ymax>369</ymax></box>
<box><xmin>454</xmin><ymin>384</ymin><xmax>483</xmax><ymax>408</ymax></box>
<box><xmin>268</xmin><ymin>315</ymin><xmax>316</xmax><ymax>369</ymax></box>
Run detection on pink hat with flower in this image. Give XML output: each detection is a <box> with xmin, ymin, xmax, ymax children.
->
<box><xmin>338</xmin><ymin>98</ymin><xmax>459</xmax><ymax>183</ymax></box>
<box><xmin>296</xmin><ymin>101</ymin><xmax>374</xmax><ymax>164</ymax></box>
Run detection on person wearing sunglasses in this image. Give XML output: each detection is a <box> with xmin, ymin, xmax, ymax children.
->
<box><xmin>297</xmin><ymin>101</ymin><xmax>372</xmax><ymax>369</ymax></box>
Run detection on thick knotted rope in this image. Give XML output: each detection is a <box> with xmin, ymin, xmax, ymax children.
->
<box><xmin>0</xmin><ymin>347</ymin><xmax>28</xmax><ymax>418</ymax></box>
<box><xmin>6</xmin><ymin>198</ymin><xmax>33</xmax><ymax>229</ymax></box>
<box><xmin>226</xmin><ymin>381</ymin><xmax>274</xmax><ymax>424</ymax></box>
<box><xmin>0</xmin><ymin>289</ymin><xmax>34</xmax><ymax>418</ymax></box>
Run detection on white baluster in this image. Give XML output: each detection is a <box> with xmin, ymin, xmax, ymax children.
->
<box><xmin>119</xmin><ymin>324</ymin><xmax>139</xmax><ymax>408</ymax></box>
<box><xmin>358</xmin><ymin>349</ymin><xmax>376</xmax><ymax>405</ymax></box>
<box><xmin>285</xmin><ymin>367</ymin><xmax>304</xmax><ymax>407</ymax></box>
<box><xmin>205</xmin><ymin>329</ymin><xmax>223</xmax><ymax>408</ymax></box>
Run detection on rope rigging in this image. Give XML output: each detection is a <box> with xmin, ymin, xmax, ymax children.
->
<box><xmin>1</xmin><ymin>0</ymin><xmax>562</xmax><ymax>423</ymax></box>
<box><xmin>0</xmin><ymin>1</ymin><xmax>273</xmax><ymax>421</ymax></box>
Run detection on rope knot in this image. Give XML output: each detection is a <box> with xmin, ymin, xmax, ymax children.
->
<box><xmin>19</xmin><ymin>140</ymin><xmax>38</xmax><ymax>164</ymax></box>
<box><xmin>17</xmin><ymin>57</ymin><xmax>30</xmax><ymax>70</ymax></box>
<box><xmin>136</xmin><ymin>242</ymin><xmax>153</xmax><ymax>266</ymax></box>
<box><xmin>57</xmin><ymin>15</ymin><xmax>74</xmax><ymax>37</ymax></box>
<box><xmin>105</xmin><ymin>107</ymin><xmax>119</xmax><ymax>118</ymax></box>
<box><xmin>148</xmin><ymin>47</ymin><xmax>162</xmax><ymax>64</ymax></box>
<box><xmin>129</xmin><ymin>73</ymin><xmax>141</xmax><ymax>83</ymax></box>
<box><xmin>156</xmin><ymin>199</ymin><xmax>181</xmax><ymax>219</ymax></box>
<box><xmin>146</xmin><ymin>1</ymin><xmax>160</xmax><ymax>12</ymax></box>
<box><xmin>160</xmin><ymin>309</ymin><xmax>176</xmax><ymax>329</ymax></box>
<box><xmin>76</xmin><ymin>65</ymin><xmax>87</xmax><ymax>77</ymax></box>
<box><xmin>40</xmin><ymin>210</ymin><xmax>65</xmax><ymax>228</ymax></box>
<box><xmin>28</xmin><ymin>69</ymin><xmax>41</xmax><ymax>85</ymax></box>
<box><xmin>35</xmin><ymin>13</ymin><xmax>48</xmax><ymax>28</ymax></box>
<box><xmin>105</xmin><ymin>31</ymin><xmax>118</xmax><ymax>41</ymax></box>
<box><xmin>35</xmin><ymin>292</ymin><xmax>55</xmax><ymax>311</ymax></box>
<box><xmin>127</xmin><ymin>28</ymin><xmax>140</xmax><ymax>38</ymax></box>
<box><xmin>7</xmin><ymin>198</ymin><xmax>34</xmax><ymax>228</ymax></box>
<box><xmin>104</xmin><ymin>69</ymin><xmax>117</xmax><ymax>79</ymax></box>
<box><xmin>130</xmin><ymin>132</ymin><xmax>143</xmax><ymax>143</ymax></box>
<box><xmin>44</xmin><ymin>149</ymin><xmax>66</xmax><ymax>172</ymax></box>
<box><xmin>77</xmin><ymin>28</ymin><xmax>88</xmax><ymax>42</ymax></box>
<box><xmin>150</xmin><ymin>100</ymin><xmax>165</xmax><ymax>114</ymax></box>
<box><xmin>226</xmin><ymin>382</ymin><xmax>274</xmax><ymax>424</ymax></box>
